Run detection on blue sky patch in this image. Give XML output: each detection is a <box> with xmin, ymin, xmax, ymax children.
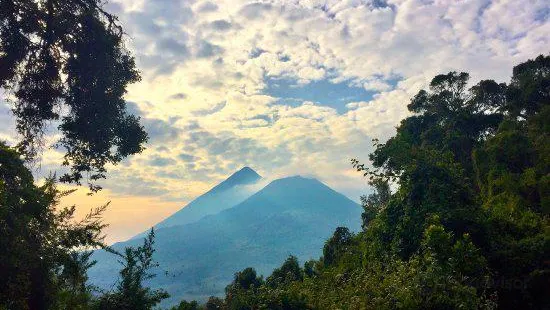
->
<box><xmin>264</xmin><ymin>76</ymin><xmax>398</xmax><ymax>113</ymax></box>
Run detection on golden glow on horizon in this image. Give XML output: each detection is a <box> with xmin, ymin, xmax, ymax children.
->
<box><xmin>59</xmin><ymin>186</ymin><xmax>182</xmax><ymax>244</ymax></box>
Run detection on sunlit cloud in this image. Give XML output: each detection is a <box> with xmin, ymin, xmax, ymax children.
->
<box><xmin>2</xmin><ymin>0</ymin><xmax>548</xmax><ymax>242</ymax></box>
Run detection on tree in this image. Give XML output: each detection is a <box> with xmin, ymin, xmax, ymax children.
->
<box><xmin>230</xmin><ymin>267</ymin><xmax>263</xmax><ymax>291</ymax></box>
<box><xmin>362</xmin><ymin>55</ymin><xmax>549</xmax><ymax>308</ymax></box>
<box><xmin>505</xmin><ymin>54</ymin><xmax>550</xmax><ymax>118</ymax></box>
<box><xmin>322</xmin><ymin>227</ymin><xmax>354</xmax><ymax>266</ymax></box>
<box><xmin>374</xmin><ymin>71</ymin><xmax>503</xmax><ymax>178</ymax></box>
<box><xmin>0</xmin><ymin>0</ymin><xmax>147</xmax><ymax>191</ymax></box>
<box><xmin>266</xmin><ymin>255</ymin><xmax>303</xmax><ymax>288</ymax></box>
<box><xmin>360</xmin><ymin>178</ymin><xmax>390</xmax><ymax>230</ymax></box>
<box><xmin>0</xmin><ymin>141</ymin><xmax>106</xmax><ymax>309</ymax></box>
<box><xmin>224</xmin><ymin>267</ymin><xmax>263</xmax><ymax>309</ymax></box>
<box><xmin>213</xmin><ymin>55</ymin><xmax>549</xmax><ymax>309</ymax></box>
<box><xmin>303</xmin><ymin>260</ymin><xmax>317</xmax><ymax>278</ymax></box>
<box><xmin>171</xmin><ymin>299</ymin><xmax>199</xmax><ymax>310</ymax></box>
<box><xmin>204</xmin><ymin>296</ymin><xmax>224</xmax><ymax>310</ymax></box>
<box><xmin>94</xmin><ymin>229</ymin><xmax>169</xmax><ymax>310</ymax></box>
<box><xmin>224</xmin><ymin>263</ymin><xmax>308</xmax><ymax>310</ymax></box>
<box><xmin>480</xmin><ymin>56</ymin><xmax>549</xmax><ymax>308</ymax></box>
<box><xmin>56</xmin><ymin>251</ymin><xmax>97</xmax><ymax>309</ymax></box>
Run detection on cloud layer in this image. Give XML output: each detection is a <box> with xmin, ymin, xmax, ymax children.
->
<box><xmin>1</xmin><ymin>0</ymin><xmax>548</xmax><ymax>241</ymax></box>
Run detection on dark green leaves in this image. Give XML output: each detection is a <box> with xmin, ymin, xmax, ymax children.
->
<box><xmin>210</xmin><ymin>54</ymin><xmax>550</xmax><ymax>310</ymax></box>
<box><xmin>0</xmin><ymin>142</ymin><xmax>107</xmax><ymax>309</ymax></box>
<box><xmin>96</xmin><ymin>229</ymin><xmax>169</xmax><ymax>310</ymax></box>
<box><xmin>1</xmin><ymin>0</ymin><xmax>147</xmax><ymax>191</ymax></box>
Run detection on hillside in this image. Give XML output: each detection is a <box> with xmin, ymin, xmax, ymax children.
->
<box><xmin>153</xmin><ymin>167</ymin><xmax>262</xmax><ymax>230</ymax></box>
<box><xmin>88</xmin><ymin>175</ymin><xmax>361</xmax><ymax>306</ymax></box>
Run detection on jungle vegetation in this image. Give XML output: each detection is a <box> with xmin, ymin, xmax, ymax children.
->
<box><xmin>180</xmin><ymin>55</ymin><xmax>550</xmax><ymax>310</ymax></box>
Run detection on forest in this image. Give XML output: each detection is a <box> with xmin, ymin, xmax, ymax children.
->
<box><xmin>199</xmin><ymin>56</ymin><xmax>550</xmax><ymax>310</ymax></box>
<box><xmin>0</xmin><ymin>0</ymin><xmax>549</xmax><ymax>309</ymax></box>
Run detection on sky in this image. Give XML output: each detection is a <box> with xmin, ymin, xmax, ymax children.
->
<box><xmin>1</xmin><ymin>0</ymin><xmax>549</xmax><ymax>243</ymax></box>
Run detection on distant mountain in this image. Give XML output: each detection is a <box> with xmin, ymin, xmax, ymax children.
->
<box><xmin>148</xmin><ymin>167</ymin><xmax>261</xmax><ymax>232</ymax></box>
<box><xmin>89</xmin><ymin>174</ymin><xmax>361</xmax><ymax>307</ymax></box>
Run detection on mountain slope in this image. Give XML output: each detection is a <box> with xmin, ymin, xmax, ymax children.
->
<box><xmin>153</xmin><ymin>167</ymin><xmax>261</xmax><ymax>230</ymax></box>
<box><xmin>89</xmin><ymin>175</ymin><xmax>361</xmax><ymax>306</ymax></box>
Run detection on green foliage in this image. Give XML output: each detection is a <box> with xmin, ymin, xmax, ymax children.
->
<box><xmin>56</xmin><ymin>251</ymin><xmax>98</xmax><ymax>309</ymax></box>
<box><xmin>303</xmin><ymin>260</ymin><xmax>317</xmax><ymax>278</ymax></box>
<box><xmin>171</xmin><ymin>300</ymin><xmax>199</xmax><ymax>310</ymax></box>
<box><xmin>473</xmin><ymin>111</ymin><xmax>550</xmax><ymax>308</ymax></box>
<box><xmin>224</xmin><ymin>267</ymin><xmax>261</xmax><ymax>309</ymax></box>
<box><xmin>322</xmin><ymin>227</ymin><xmax>355</xmax><ymax>266</ymax></box>
<box><xmin>266</xmin><ymin>256</ymin><xmax>303</xmax><ymax>288</ymax></box>
<box><xmin>205</xmin><ymin>296</ymin><xmax>224</xmax><ymax>310</ymax></box>
<box><xmin>94</xmin><ymin>229</ymin><xmax>169</xmax><ymax>310</ymax></box>
<box><xmin>228</xmin><ymin>268</ymin><xmax>263</xmax><ymax>291</ymax></box>
<box><xmin>223</xmin><ymin>262</ymin><xmax>308</xmax><ymax>310</ymax></box>
<box><xmin>360</xmin><ymin>178</ymin><xmax>390</xmax><ymax>230</ymax></box>
<box><xmin>0</xmin><ymin>142</ymin><xmax>106</xmax><ymax>309</ymax></box>
<box><xmin>506</xmin><ymin>55</ymin><xmax>550</xmax><ymax>118</ymax></box>
<box><xmin>171</xmin><ymin>299</ymin><xmax>199</xmax><ymax>310</ymax></box>
<box><xmin>215</xmin><ymin>54</ymin><xmax>550</xmax><ymax>309</ymax></box>
<box><xmin>0</xmin><ymin>0</ymin><xmax>146</xmax><ymax>191</ymax></box>
<box><xmin>0</xmin><ymin>142</ymin><xmax>170</xmax><ymax>310</ymax></box>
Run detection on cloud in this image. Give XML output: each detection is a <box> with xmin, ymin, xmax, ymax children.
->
<box><xmin>148</xmin><ymin>156</ymin><xmax>177</xmax><ymax>167</ymax></box>
<box><xmin>178</xmin><ymin>153</ymin><xmax>200</xmax><ymax>162</ymax></box>
<box><xmin>210</xmin><ymin>20</ymin><xmax>232</xmax><ymax>31</ymax></box>
<box><xmin>102</xmin><ymin>0</ymin><xmax>548</xmax><ymax>203</ymax></box>
<box><xmin>239</xmin><ymin>2</ymin><xmax>273</xmax><ymax>20</ymax></box>
<box><xmin>157</xmin><ymin>38</ymin><xmax>190</xmax><ymax>56</ymax></box>
<box><xmin>192</xmin><ymin>101</ymin><xmax>226</xmax><ymax>116</ymax></box>
<box><xmin>104</xmin><ymin>172</ymin><xmax>171</xmax><ymax>197</ymax></box>
<box><xmin>363</xmin><ymin>80</ymin><xmax>393</xmax><ymax>92</ymax></box>
<box><xmin>168</xmin><ymin>93</ymin><xmax>187</xmax><ymax>101</ymax></box>
<box><xmin>195</xmin><ymin>40</ymin><xmax>225</xmax><ymax>58</ymax></box>
<box><xmin>125</xmin><ymin>101</ymin><xmax>143</xmax><ymax>116</ymax></box>
<box><xmin>2</xmin><ymin>0</ymin><xmax>548</xmax><ymax>242</ymax></box>
<box><xmin>195</xmin><ymin>1</ymin><xmax>218</xmax><ymax>13</ymax></box>
<box><xmin>144</xmin><ymin>118</ymin><xmax>182</xmax><ymax>143</ymax></box>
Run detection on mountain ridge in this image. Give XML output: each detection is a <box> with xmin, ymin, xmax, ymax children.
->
<box><xmin>207</xmin><ymin>166</ymin><xmax>261</xmax><ymax>195</ymax></box>
<box><xmin>89</xmin><ymin>171</ymin><xmax>361</xmax><ymax>307</ymax></box>
<box><xmin>149</xmin><ymin>167</ymin><xmax>262</xmax><ymax>231</ymax></box>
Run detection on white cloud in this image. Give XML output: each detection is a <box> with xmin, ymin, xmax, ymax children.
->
<box><xmin>1</xmin><ymin>0</ymin><xmax>548</xmax><ymax>241</ymax></box>
<box><xmin>363</xmin><ymin>80</ymin><xmax>392</xmax><ymax>91</ymax></box>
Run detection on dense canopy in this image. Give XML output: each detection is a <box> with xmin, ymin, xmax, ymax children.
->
<box><xmin>0</xmin><ymin>0</ymin><xmax>147</xmax><ymax>191</ymax></box>
<box><xmin>204</xmin><ymin>55</ymin><xmax>550</xmax><ymax>310</ymax></box>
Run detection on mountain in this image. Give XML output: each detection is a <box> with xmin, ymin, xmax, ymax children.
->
<box><xmin>88</xmin><ymin>175</ymin><xmax>361</xmax><ymax>307</ymax></box>
<box><xmin>147</xmin><ymin>167</ymin><xmax>261</xmax><ymax>233</ymax></box>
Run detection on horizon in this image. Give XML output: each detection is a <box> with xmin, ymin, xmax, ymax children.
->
<box><xmin>1</xmin><ymin>0</ymin><xmax>548</xmax><ymax>244</ymax></box>
<box><xmin>109</xmin><ymin>167</ymin><xmax>358</xmax><ymax>245</ymax></box>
